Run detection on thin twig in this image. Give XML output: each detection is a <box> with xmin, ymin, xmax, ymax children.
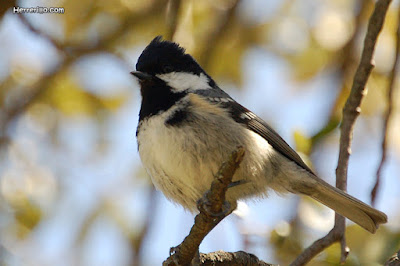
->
<box><xmin>0</xmin><ymin>0</ymin><xmax>16</xmax><ymax>18</ymax></box>
<box><xmin>311</xmin><ymin>0</ymin><xmax>371</xmax><ymax>146</ymax></box>
<box><xmin>18</xmin><ymin>13</ymin><xmax>65</xmax><ymax>51</ymax></box>
<box><xmin>165</xmin><ymin>0</ymin><xmax>181</xmax><ymax>41</ymax></box>
<box><xmin>384</xmin><ymin>249</ymin><xmax>400</xmax><ymax>266</ymax></box>
<box><xmin>370</xmin><ymin>5</ymin><xmax>400</xmax><ymax>206</ymax></box>
<box><xmin>290</xmin><ymin>228</ymin><xmax>343</xmax><ymax>266</ymax></box>
<box><xmin>163</xmin><ymin>147</ymin><xmax>245</xmax><ymax>266</ymax></box>
<box><xmin>291</xmin><ymin>0</ymin><xmax>392</xmax><ymax>265</ymax></box>
<box><xmin>0</xmin><ymin>73</ymin><xmax>55</xmax><ymax>147</ymax></box>
<box><xmin>132</xmin><ymin>186</ymin><xmax>158</xmax><ymax>266</ymax></box>
<box><xmin>198</xmin><ymin>0</ymin><xmax>241</xmax><ymax>69</ymax></box>
<box><xmin>0</xmin><ymin>0</ymin><xmax>167</xmax><ymax>150</ymax></box>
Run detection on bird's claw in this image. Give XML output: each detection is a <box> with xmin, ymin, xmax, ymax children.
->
<box><xmin>197</xmin><ymin>198</ymin><xmax>233</xmax><ymax>218</ymax></box>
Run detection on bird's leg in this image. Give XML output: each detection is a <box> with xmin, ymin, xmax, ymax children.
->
<box><xmin>197</xmin><ymin>197</ymin><xmax>236</xmax><ymax>218</ymax></box>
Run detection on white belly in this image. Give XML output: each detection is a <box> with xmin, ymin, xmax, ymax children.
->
<box><xmin>136</xmin><ymin>105</ymin><xmax>296</xmax><ymax>211</ymax></box>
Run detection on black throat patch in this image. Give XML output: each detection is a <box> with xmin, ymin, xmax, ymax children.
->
<box><xmin>138</xmin><ymin>78</ymin><xmax>186</xmax><ymax>122</ymax></box>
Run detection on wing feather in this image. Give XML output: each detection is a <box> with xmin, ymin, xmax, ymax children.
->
<box><xmin>194</xmin><ymin>88</ymin><xmax>315</xmax><ymax>175</ymax></box>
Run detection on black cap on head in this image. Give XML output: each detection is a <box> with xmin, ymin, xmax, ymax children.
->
<box><xmin>135</xmin><ymin>36</ymin><xmax>204</xmax><ymax>76</ymax></box>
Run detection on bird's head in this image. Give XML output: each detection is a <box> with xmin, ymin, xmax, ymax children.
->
<box><xmin>131</xmin><ymin>36</ymin><xmax>215</xmax><ymax>94</ymax></box>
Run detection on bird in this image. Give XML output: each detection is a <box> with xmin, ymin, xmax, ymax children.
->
<box><xmin>131</xmin><ymin>36</ymin><xmax>387</xmax><ymax>233</ymax></box>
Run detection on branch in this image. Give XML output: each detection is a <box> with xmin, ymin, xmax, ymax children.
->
<box><xmin>0</xmin><ymin>73</ymin><xmax>54</xmax><ymax>147</ymax></box>
<box><xmin>291</xmin><ymin>0</ymin><xmax>392</xmax><ymax>265</ymax></box>
<box><xmin>0</xmin><ymin>0</ymin><xmax>16</xmax><ymax>18</ymax></box>
<box><xmin>370</xmin><ymin>4</ymin><xmax>400</xmax><ymax>206</ymax></box>
<box><xmin>18</xmin><ymin>13</ymin><xmax>65</xmax><ymax>51</ymax></box>
<box><xmin>132</xmin><ymin>186</ymin><xmax>158</xmax><ymax>266</ymax></box>
<box><xmin>198</xmin><ymin>0</ymin><xmax>241</xmax><ymax>69</ymax></box>
<box><xmin>385</xmin><ymin>249</ymin><xmax>400</xmax><ymax>266</ymax></box>
<box><xmin>310</xmin><ymin>0</ymin><xmax>371</xmax><ymax>146</ymax></box>
<box><xmin>163</xmin><ymin>147</ymin><xmax>245</xmax><ymax>266</ymax></box>
<box><xmin>165</xmin><ymin>0</ymin><xmax>182</xmax><ymax>41</ymax></box>
<box><xmin>0</xmin><ymin>0</ymin><xmax>168</xmax><ymax>150</ymax></box>
<box><xmin>199</xmin><ymin>251</ymin><xmax>274</xmax><ymax>266</ymax></box>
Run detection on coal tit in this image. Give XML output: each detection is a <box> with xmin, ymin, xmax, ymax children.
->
<box><xmin>132</xmin><ymin>36</ymin><xmax>387</xmax><ymax>233</ymax></box>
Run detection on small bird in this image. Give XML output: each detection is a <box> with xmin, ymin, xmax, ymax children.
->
<box><xmin>132</xmin><ymin>36</ymin><xmax>387</xmax><ymax>233</ymax></box>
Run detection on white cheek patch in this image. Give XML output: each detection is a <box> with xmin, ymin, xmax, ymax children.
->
<box><xmin>157</xmin><ymin>72</ymin><xmax>211</xmax><ymax>92</ymax></box>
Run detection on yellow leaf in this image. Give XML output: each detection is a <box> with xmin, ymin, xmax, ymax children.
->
<box><xmin>293</xmin><ymin>130</ymin><xmax>312</xmax><ymax>155</ymax></box>
<box><xmin>11</xmin><ymin>196</ymin><xmax>42</xmax><ymax>239</ymax></box>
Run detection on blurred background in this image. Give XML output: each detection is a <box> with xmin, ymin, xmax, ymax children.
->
<box><xmin>1</xmin><ymin>0</ymin><xmax>400</xmax><ymax>265</ymax></box>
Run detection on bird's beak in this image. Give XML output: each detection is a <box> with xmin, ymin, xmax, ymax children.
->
<box><xmin>130</xmin><ymin>71</ymin><xmax>153</xmax><ymax>81</ymax></box>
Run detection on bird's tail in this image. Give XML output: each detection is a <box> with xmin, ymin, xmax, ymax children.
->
<box><xmin>300</xmin><ymin>178</ymin><xmax>387</xmax><ymax>233</ymax></box>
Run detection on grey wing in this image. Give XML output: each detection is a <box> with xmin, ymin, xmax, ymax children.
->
<box><xmin>247</xmin><ymin>114</ymin><xmax>315</xmax><ymax>175</ymax></box>
<box><xmin>230</xmin><ymin>102</ymin><xmax>315</xmax><ymax>175</ymax></box>
<box><xmin>194</xmin><ymin>88</ymin><xmax>315</xmax><ymax>175</ymax></box>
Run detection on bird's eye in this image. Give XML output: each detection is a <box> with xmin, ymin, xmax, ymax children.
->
<box><xmin>162</xmin><ymin>65</ymin><xmax>173</xmax><ymax>73</ymax></box>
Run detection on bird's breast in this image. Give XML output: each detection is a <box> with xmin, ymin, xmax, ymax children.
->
<box><xmin>136</xmin><ymin>97</ymin><xmax>280</xmax><ymax>210</ymax></box>
<box><xmin>137</xmin><ymin>107</ymin><xmax>231</xmax><ymax>209</ymax></box>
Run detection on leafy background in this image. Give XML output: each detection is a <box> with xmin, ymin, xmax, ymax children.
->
<box><xmin>0</xmin><ymin>0</ymin><xmax>399</xmax><ymax>265</ymax></box>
